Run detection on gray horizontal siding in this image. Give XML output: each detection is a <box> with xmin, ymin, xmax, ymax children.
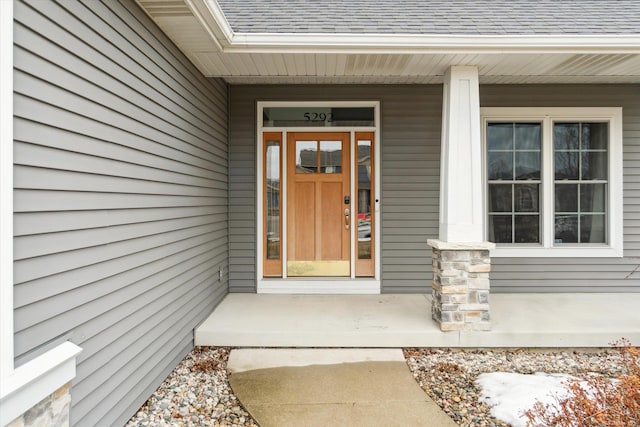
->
<box><xmin>229</xmin><ymin>83</ymin><xmax>640</xmax><ymax>294</ymax></box>
<box><xmin>14</xmin><ymin>0</ymin><xmax>228</xmax><ymax>426</ymax></box>
<box><xmin>228</xmin><ymin>85</ymin><xmax>442</xmax><ymax>293</ymax></box>
<box><xmin>481</xmin><ymin>84</ymin><xmax>640</xmax><ymax>293</ymax></box>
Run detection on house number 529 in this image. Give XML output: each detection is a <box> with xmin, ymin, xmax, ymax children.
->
<box><xmin>304</xmin><ymin>112</ymin><xmax>332</xmax><ymax>122</ymax></box>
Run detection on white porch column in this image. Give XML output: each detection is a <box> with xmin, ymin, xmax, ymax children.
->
<box><xmin>429</xmin><ymin>66</ymin><xmax>494</xmax><ymax>332</ymax></box>
<box><xmin>439</xmin><ymin>66</ymin><xmax>483</xmax><ymax>243</ymax></box>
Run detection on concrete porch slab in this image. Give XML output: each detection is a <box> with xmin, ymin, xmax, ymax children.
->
<box><xmin>195</xmin><ymin>293</ymin><xmax>640</xmax><ymax>348</ymax></box>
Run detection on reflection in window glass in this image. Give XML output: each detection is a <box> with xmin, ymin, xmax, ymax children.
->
<box><xmin>296</xmin><ymin>141</ymin><xmax>317</xmax><ymax>173</ymax></box>
<box><xmin>357</xmin><ymin>140</ymin><xmax>372</xmax><ymax>259</ymax></box>
<box><xmin>487</xmin><ymin>122</ymin><xmax>541</xmax><ymax>244</ymax></box>
<box><xmin>263</xmin><ymin>107</ymin><xmax>375</xmax><ymax>127</ymax></box>
<box><xmin>553</xmin><ymin>122</ymin><xmax>608</xmax><ymax>244</ymax></box>
<box><xmin>266</xmin><ymin>141</ymin><xmax>280</xmax><ymax>259</ymax></box>
<box><xmin>319</xmin><ymin>141</ymin><xmax>342</xmax><ymax>173</ymax></box>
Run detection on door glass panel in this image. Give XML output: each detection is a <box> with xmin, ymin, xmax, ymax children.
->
<box><xmin>357</xmin><ymin>140</ymin><xmax>372</xmax><ymax>259</ymax></box>
<box><xmin>266</xmin><ymin>141</ymin><xmax>280</xmax><ymax>259</ymax></box>
<box><xmin>296</xmin><ymin>141</ymin><xmax>317</xmax><ymax>173</ymax></box>
<box><xmin>320</xmin><ymin>140</ymin><xmax>342</xmax><ymax>173</ymax></box>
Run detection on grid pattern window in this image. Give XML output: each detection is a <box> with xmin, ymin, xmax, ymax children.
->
<box><xmin>554</xmin><ymin>123</ymin><xmax>608</xmax><ymax>244</ymax></box>
<box><xmin>487</xmin><ymin>123</ymin><xmax>541</xmax><ymax>243</ymax></box>
<box><xmin>481</xmin><ymin>107</ymin><xmax>622</xmax><ymax>258</ymax></box>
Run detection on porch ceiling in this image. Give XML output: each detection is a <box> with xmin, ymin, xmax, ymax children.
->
<box><xmin>137</xmin><ymin>0</ymin><xmax>640</xmax><ymax>84</ymax></box>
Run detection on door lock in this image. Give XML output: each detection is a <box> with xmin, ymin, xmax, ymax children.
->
<box><xmin>344</xmin><ymin>195</ymin><xmax>350</xmax><ymax>205</ymax></box>
<box><xmin>344</xmin><ymin>208</ymin><xmax>350</xmax><ymax>229</ymax></box>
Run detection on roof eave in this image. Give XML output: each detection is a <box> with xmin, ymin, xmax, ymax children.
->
<box><xmin>227</xmin><ymin>33</ymin><xmax>640</xmax><ymax>55</ymax></box>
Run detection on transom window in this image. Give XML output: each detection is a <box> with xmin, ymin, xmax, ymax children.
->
<box><xmin>481</xmin><ymin>108</ymin><xmax>623</xmax><ymax>258</ymax></box>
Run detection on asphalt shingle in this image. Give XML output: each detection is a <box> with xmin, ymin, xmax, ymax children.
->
<box><xmin>216</xmin><ymin>0</ymin><xmax>640</xmax><ymax>35</ymax></box>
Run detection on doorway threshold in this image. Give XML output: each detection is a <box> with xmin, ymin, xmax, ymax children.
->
<box><xmin>257</xmin><ymin>278</ymin><xmax>380</xmax><ymax>294</ymax></box>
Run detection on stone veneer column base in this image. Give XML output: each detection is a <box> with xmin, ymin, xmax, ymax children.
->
<box><xmin>7</xmin><ymin>382</ymin><xmax>71</xmax><ymax>427</ymax></box>
<box><xmin>427</xmin><ymin>239</ymin><xmax>496</xmax><ymax>332</ymax></box>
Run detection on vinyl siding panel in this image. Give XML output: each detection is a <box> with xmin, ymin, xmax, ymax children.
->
<box><xmin>228</xmin><ymin>85</ymin><xmax>442</xmax><ymax>293</ymax></box>
<box><xmin>13</xmin><ymin>1</ymin><xmax>228</xmax><ymax>426</ymax></box>
<box><xmin>228</xmin><ymin>84</ymin><xmax>640</xmax><ymax>294</ymax></box>
<box><xmin>482</xmin><ymin>84</ymin><xmax>640</xmax><ymax>293</ymax></box>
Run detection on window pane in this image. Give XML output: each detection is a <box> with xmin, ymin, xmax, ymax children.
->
<box><xmin>581</xmin><ymin>123</ymin><xmax>608</xmax><ymax>150</ymax></box>
<box><xmin>515</xmin><ymin>152</ymin><xmax>540</xmax><ymax>180</ymax></box>
<box><xmin>581</xmin><ymin>151</ymin><xmax>607</xmax><ymax>180</ymax></box>
<box><xmin>263</xmin><ymin>106</ymin><xmax>375</xmax><ymax>127</ymax></box>
<box><xmin>488</xmin><ymin>184</ymin><xmax>512</xmax><ymax>213</ymax></box>
<box><xmin>488</xmin><ymin>123</ymin><xmax>513</xmax><ymax>150</ymax></box>
<box><xmin>489</xmin><ymin>215</ymin><xmax>512</xmax><ymax>243</ymax></box>
<box><xmin>320</xmin><ymin>140</ymin><xmax>342</xmax><ymax>173</ymax></box>
<box><xmin>296</xmin><ymin>141</ymin><xmax>317</xmax><ymax>173</ymax></box>
<box><xmin>554</xmin><ymin>123</ymin><xmax>580</xmax><ymax>150</ymax></box>
<box><xmin>555</xmin><ymin>215</ymin><xmax>578</xmax><ymax>243</ymax></box>
<box><xmin>514</xmin><ymin>184</ymin><xmax>539</xmax><ymax>213</ymax></box>
<box><xmin>357</xmin><ymin>140</ymin><xmax>372</xmax><ymax>260</ymax></box>
<box><xmin>581</xmin><ymin>215</ymin><xmax>605</xmax><ymax>243</ymax></box>
<box><xmin>266</xmin><ymin>141</ymin><xmax>280</xmax><ymax>259</ymax></box>
<box><xmin>488</xmin><ymin>151</ymin><xmax>513</xmax><ymax>180</ymax></box>
<box><xmin>580</xmin><ymin>184</ymin><xmax>606</xmax><ymax>213</ymax></box>
<box><xmin>555</xmin><ymin>184</ymin><xmax>578</xmax><ymax>213</ymax></box>
<box><xmin>555</xmin><ymin>151</ymin><xmax>579</xmax><ymax>180</ymax></box>
<box><xmin>515</xmin><ymin>123</ymin><xmax>541</xmax><ymax>150</ymax></box>
<box><xmin>515</xmin><ymin>215</ymin><xmax>539</xmax><ymax>243</ymax></box>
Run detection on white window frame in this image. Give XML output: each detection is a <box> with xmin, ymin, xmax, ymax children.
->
<box><xmin>255</xmin><ymin>101</ymin><xmax>381</xmax><ymax>293</ymax></box>
<box><xmin>481</xmin><ymin>107</ymin><xmax>623</xmax><ymax>258</ymax></box>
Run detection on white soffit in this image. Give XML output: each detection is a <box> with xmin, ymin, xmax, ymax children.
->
<box><xmin>136</xmin><ymin>0</ymin><xmax>640</xmax><ymax>83</ymax></box>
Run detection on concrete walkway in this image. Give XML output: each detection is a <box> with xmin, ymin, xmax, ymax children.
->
<box><xmin>227</xmin><ymin>349</ymin><xmax>456</xmax><ymax>427</ymax></box>
<box><xmin>196</xmin><ymin>293</ymin><xmax>640</xmax><ymax>348</ymax></box>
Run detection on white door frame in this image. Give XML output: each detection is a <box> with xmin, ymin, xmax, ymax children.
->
<box><xmin>256</xmin><ymin>101</ymin><xmax>381</xmax><ymax>293</ymax></box>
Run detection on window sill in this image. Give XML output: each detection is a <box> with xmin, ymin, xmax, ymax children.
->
<box><xmin>491</xmin><ymin>245</ymin><xmax>623</xmax><ymax>258</ymax></box>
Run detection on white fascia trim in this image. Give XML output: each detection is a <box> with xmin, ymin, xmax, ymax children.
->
<box><xmin>182</xmin><ymin>4</ymin><xmax>640</xmax><ymax>55</ymax></box>
<box><xmin>224</xmin><ymin>33</ymin><xmax>640</xmax><ymax>54</ymax></box>
<box><xmin>0</xmin><ymin>0</ymin><xmax>14</xmax><ymax>383</ymax></box>
<box><xmin>0</xmin><ymin>342</ymin><xmax>82</xmax><ymax>426</ymax></box>
<box><xmin>185</xmin><ymin>0</ymin><xmax>235</xmax><ymax>51</ymax></box>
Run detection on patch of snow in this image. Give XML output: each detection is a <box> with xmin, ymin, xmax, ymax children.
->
<box><xmin>476</xmin><ymin>372</ymin><xmax>575</xmax><ymax>427</ymax></box>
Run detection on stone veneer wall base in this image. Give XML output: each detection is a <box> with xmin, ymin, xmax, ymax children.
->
<box><xmin>427</xmin><ymin>239</ymin><xmax>496</xmax><ymax>332</ymax></box>
<box><xmin>6</xmin><ymin>382</ymin><xmax>71</xmax><ymax>427</ymax></box>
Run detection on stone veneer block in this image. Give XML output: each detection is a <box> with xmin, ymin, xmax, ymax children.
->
<box><xmin>8</xmin><ymin>383</ymin><xmax>71</xmax><ymax>427</ymax></box>
<box><xmin>428</xmin><ymin>240</ymin><xmax>495</xmax><ymax>332</ymax></box>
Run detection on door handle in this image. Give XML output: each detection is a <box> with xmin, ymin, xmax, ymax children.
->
<box><xmin>344</xmin><ymin>208</ymin><xmax>350</xmax><ymax>229</ymax></box>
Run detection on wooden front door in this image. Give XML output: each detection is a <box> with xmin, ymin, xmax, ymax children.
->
<box><xmin>287</xmin><ymin>132</ymin><xmax>351</xmax><ymax>276</ymax></box>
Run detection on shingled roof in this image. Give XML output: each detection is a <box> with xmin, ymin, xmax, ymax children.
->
<box><xmin>216</xmin><ymin>0</ymin><xmax>640</xmax><ymax>35</ymax></box>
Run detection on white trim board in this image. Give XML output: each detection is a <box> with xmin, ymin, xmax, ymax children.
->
<box><xmin>0</xmin><ymin>5</ymin><xmax>82</xmax><ymax>425</ymax></box>
<box><xmin>256</xmin><ymin>101</ymin><xmax>381</xmax><ymax>293</ymax></box>
<box><xmin>0</xmin><ymin>342</ymin><xmax>82</xmax><ymax>426</ymax></box>
<box><xmin>258</xmin><ymin>279</ymin><xmax>381</xmax><ymax>294</ymax></box>
<box><xmin>0</xmin><ymin>0</ymin><xmax>14</xmax><ymax>383</ymax></box>
<box><xmin>180</xmin><ymin>4</ymin><xmax>640</xmax><ymax>54</ymax></box>
<box><xmin>225</xmin><ymin>34</ymin><xmax>640</xmax><ymax>54</ymax></box>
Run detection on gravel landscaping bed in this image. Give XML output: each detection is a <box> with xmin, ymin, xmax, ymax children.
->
<box><xmin>126</xmin><ymin>347</ymin><xmax>255</xmax><ymax>427</ymax></box>
<box><xmin>127</xmin><ymin>346</ymin><xmax>625</xmax><ymax>427</ymax></box>
<box><xmin>403</xmin><ymin>347</ymin><xmax>626</xmax><ymax>427</ymax></box>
